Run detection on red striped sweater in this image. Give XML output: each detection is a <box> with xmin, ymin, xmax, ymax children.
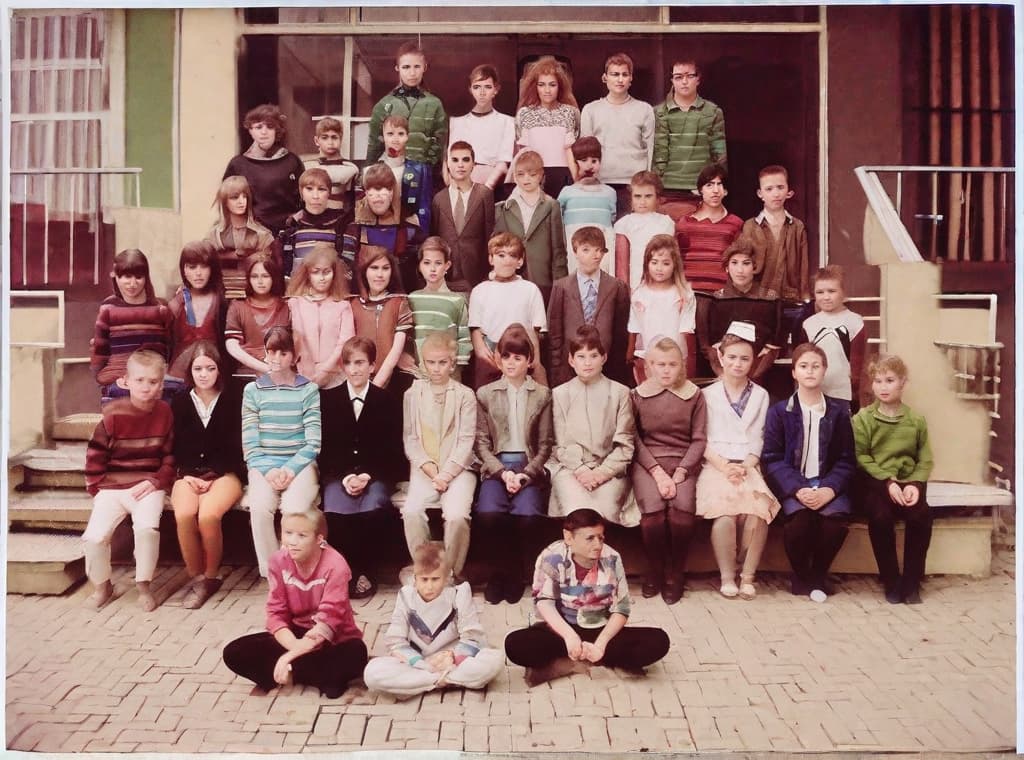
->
<box><xmin>91</xmin><ymin>297</ymin><xmax>173</xmax><ymax>386</ymax></box>
<box><xmin>84</xmin><ymin>399</ymin><xmax>175</xmax><ymax>495</ymax></box>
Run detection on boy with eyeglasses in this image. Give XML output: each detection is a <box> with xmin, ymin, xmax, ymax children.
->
<box><xmin>653</xmin><ymin>59</ymin><xmax>727</xmax><ymax>223</ymax></box>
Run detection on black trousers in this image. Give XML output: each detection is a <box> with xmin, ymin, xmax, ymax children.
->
<box><xmin>859</xmin><ymin>476</ymin><xmax>933</xmax><ymax>592</ymax></box>
<box><xmin>223</xmin><ymin>626</ymin><xmax>368</xmax><ymax>696</ymax></box>
<box><xmin>782</xmin><ymin>508</ymin><xmax>849</xmax><ymax>586</ymax></box>
<box><xmin>505</xmin><ymin>622</ymin><xmax>669</xmax><ymax>669</ymax></box>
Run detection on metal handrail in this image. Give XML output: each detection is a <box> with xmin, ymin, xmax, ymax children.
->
<box><xmin>10</xmin><ymin>167</ymin><xmax>142</xmax><ymax>287</ymax></box>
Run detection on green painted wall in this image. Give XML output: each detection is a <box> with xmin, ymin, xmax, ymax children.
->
<box><xmin>125</xmin><ymin>10</ymin><xmax>176</xmax><ymax>209</ymax></box>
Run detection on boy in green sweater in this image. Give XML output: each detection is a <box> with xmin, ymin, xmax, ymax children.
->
<box><xmin>366</xmin><ymin>42</ymin><xmax>447</xmax><ymax>169</ymax></box>
<box><xmin>852</xmin><ymin>354</ymin><xmax>933</xmax><ymax>605</ymax></box>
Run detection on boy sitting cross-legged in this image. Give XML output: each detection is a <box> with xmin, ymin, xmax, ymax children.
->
<box><xmin>82</xmin><ymin>349</ymin><xmax>175</xmax><ymax>611</ymax></box>
<box><xmin>363</xmin><ymin>542</ymin><xmax>504</xmax><ymax>697</ymax></box>
<box><xmin>504</xmin><ymin>508</ymin><xmax>670</xmax><ymax>686</ymax></box>
<box><xmin>475</xmin><ymin>323</ymin><xmax>556</xmax><ymax>604</ymax></box>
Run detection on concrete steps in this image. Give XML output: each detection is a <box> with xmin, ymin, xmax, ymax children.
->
<box><xmin>6</xmin><ymin>532</ymin><xmax>85</xmax><ymax>594</ymax></box>
<box><xmin>51</xmin><ymin>412</ymin><xmax>101</xmax><ymax>442</ymax></box>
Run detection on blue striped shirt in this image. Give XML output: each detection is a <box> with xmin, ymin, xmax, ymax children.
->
<box><xmin>242</xmin><ymin>373</ymin><xmax>322</xmax><ymax>476</ymax></box>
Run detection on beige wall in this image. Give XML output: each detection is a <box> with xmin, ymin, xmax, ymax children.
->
<box><xmin>10</xmin><ymin>348</ymin><xmax>51</xmax><ymax>454</ymax></box>
<box><xmin>178</xmin><ymin>9</ymin><xmax>240</xmax><ymax>244</ymax></box>
<box><xmin>877</xmin><ymin>263</ymin><xmax>993</xmax><ymax>484</ymax></box>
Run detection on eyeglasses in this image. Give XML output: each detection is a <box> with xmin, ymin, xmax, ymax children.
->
<box><xmin>671</xmin><ymin>73</ymin><xmax>699</xmax><ymax>81</ymax></box>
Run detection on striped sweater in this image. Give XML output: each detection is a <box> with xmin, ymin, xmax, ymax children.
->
<box><xmin>242</xmin><ymin>373</ymin><xmax>322</xmax><ymax>476</ymax></box>
<box><xmin>84</xmin><ymin>399</ymin><xmax>175</xmax><ymax>495</ymax></box>
<box><xmin>408</xmin><ymin>288</ymin><xmax>471</xmax><ymax>366</ymax></box>
<box><xmin>91</xmin><ymin>297</ymin><xmax>173</xmax><ymax>386</ymax></box>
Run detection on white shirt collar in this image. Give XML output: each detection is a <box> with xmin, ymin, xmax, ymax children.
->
<box><xmin>755</xmin><ymin>209</ymin><xmax>794</xmax><ymax>225</ymax></box>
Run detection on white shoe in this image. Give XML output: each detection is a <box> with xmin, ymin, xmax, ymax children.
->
<box><xmin>719</xmin><ymin>581</ymin><xmax>739</xmax><ymax>598</ymax></box>
<box><xmin>739</xmin><ymin>582</ymin><xmax>756</xmax><ymax>600</ymax></box>
<box><xmin>809</xmin><ymin>588</ymin><xmax>827</xmax><ymax>603</ymax></box>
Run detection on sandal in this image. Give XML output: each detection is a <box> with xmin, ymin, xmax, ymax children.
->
<box><xmin>739</xmin><ymin>581</ymin><xmax>756</xmax><ymax>600</ymax></box>
<box><xmin>350</xmin><ymin>573</ymin><xmax>377</xmax><ymax>600</ymax></box>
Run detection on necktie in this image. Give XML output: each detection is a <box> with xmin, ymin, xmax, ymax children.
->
<box><xmin>583</xmin><ymin>279</ymin><xmax>597</xmax><ymax>323</ymax></box>
<box><xmin>454</xmin><ymin>191</ymin><xmax>466</xmax><ymax>233</ymax></box>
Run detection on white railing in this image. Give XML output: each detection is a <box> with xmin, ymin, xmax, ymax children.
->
<box><xmin>854</xmin><ymin>165</ymin><xmax>1015</xmax><ymax>264</ymax></box>
<box><xmin>10</xmin><ymin>167</ymin><xmax>142</xmax><ymax>287</ymax></box>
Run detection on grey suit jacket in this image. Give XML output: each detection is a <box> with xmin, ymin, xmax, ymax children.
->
<box><xmin>547</xmin><ymin>270</ymin><xmax>631</xmax><ymax>387</ymax></box>
<box><xmin>493</xmin><ymin>194</ymin><xmax>568</xmax><ymax>290</ymax></box>
<box><xmin>431</xmin><ymin>183</ymin><xmax>495</xmax><ymax>292</ymax></box>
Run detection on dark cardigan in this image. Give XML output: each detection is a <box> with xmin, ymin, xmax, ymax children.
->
<box><xmin>171</xmin><ymin>387</ymin><xmax>247</xmax><ymax>483</ymax></box>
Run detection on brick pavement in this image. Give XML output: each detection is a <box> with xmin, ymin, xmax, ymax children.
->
<box><xmin>6</xmin><ymin>551</ymin><xmax>1016</xmax><ymax>755</ymax></box>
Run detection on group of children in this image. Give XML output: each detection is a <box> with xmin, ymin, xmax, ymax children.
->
<box><xmin>80</xmin><ymin>41</ymin><xmax>936</xmax><ymax>699</ymax></box>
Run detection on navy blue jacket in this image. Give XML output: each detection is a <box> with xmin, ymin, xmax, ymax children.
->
<box><xmin>762</xmin><ymin>392</ymin><xmax>856</xmax><ymax>514</ymax></box>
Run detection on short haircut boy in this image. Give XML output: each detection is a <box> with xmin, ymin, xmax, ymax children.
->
<box><xmin>564</xmin><ymin>507</ymin><xmax>604</xmax><ymax>533</ymax></box>
<box><xmin>811</xmin><ymin>264</ymin><xmax>845</xmax><ymax>288</ymax></box>
<box><xmin>791</xmin><ymin>342</ymin><xmax>828</xmax><ymax>367</ymax></box>
<box><xmin>418</xmin><ymin>235</ymin><xmax>452</xmax><ymax>262</ymax></box>
<box><xmin>299</xmin><ymin>167</ymin><xmax>331</xmax><ymax>189</ymax></box>
<box><xmin>448</xmin><ymin>140</ymin><xmax>476</xmax><ymax>163</ymax></box>
<box><xmin>363</xmin><ymin>163</ymin><xmax>398</xmax><ymax>191</ymax></box>
<box><xmin>604</xmin><ymin>52</ymin><xmax>634</xmax><ymax>75</ymax></box>
<box><xmin>282</xmin><ymin>508</ymin><xmax>328</xmax><ymax>537</ymax></box>
<box><xmin>315</xmin><ymin>116</ymin><xmax>343</xmax><ymax>137</ymax></box>
<box><xmin>412</xmin><ymin>541</ymin><xmax>447</xmax><ymax>573</ymax></box>
<box><xmin>421</xmin><ymin>329</ymin><xmax>458</xmax><ymax>358</ymax></box>
<box><xmin>758</xmin><ymin>164</ymin><xmax>789</xmax><ymax>183</ymax></box>
<box><xmin>488</xmin><ymin>232</ymin><xmax>526</xmax><ymax>260</ymax></box>
<box><xmin>670</xmin><ymin>58</ymin><xmax>701</xmax><ymax>76</ymax></box>
<box><xmin>571</xmin><ymin>136</ymin><xmax>602</xmax><ymax>162</ymax></box>
<box><xmin>342</xmin><ymin>335</ymin><xmax>377</xmax><ymax>365</ymax></box>
<box><xmin>383</xmin><ymin>115</ymin><xmax>410</xmax><ymax>133</ymax></box>
<box><xmin>867</xmin><ymin>354</ymin><xmax>908</xmax><ymax>380</ymax></box>
<box><xmin>568</xmin><ymin>324</ymin><xmax>606</xmax><ymax>356</ymax></box>
<box><xmin>570</xmin><ymin>225</ymin><xmax>607</xmax><ymax>252</ymax></box>
<box><xmin>126</xmin><ymin>348</ymin><xmax>168</xmax><ymax>376</ymax></box>
<box><xmin>469</xmin><ymin>64</ymin><xmax>499</xmax><ymax>85</ymax></box>
<box><xmin>395</xmin><ymin>41</ymin><xmax>425</xmax><ymax>64</ymax></box>
<box><xmin>496</xmin><ymin>322</ymin><xmax>535</xmax><ymax>360</ymax></box>
<box><xmin>513</xmin><ymin>150</ymin><xmax>544</xmax><ymax>175</ymax></box>
<box><xmin>629</xmin><ymin>170</ymin><xmax>663</xmax><ymax>195</ymax></box>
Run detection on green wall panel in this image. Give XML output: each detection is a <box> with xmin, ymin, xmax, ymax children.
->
<box><xmin>125</xmin><ymin>10</ymin><xmax>175</xmax><ymax>209</ymax></box>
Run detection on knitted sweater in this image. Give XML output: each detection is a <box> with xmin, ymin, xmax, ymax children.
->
<box><xmin>265</xmin><ymin>546</ymin><xmax>361</xmax><ymax>644</ymax></box>
<box><xmin>384</xmin><ymin>582</ymin><xmax>486</xmax><ymax>665</ymax></box>
<box><xmin>241</xmin><ymin>373</ymin><xmax>321</xmax><ymax>476</ymax></box>
<box><xmin>366</xmin><ymin>87</ymin><xmax>448</xmax><ymax>166</ymax></box>
<box><xmin>579</xmin><ymin>96</ymin><xmax>656</xmax><ymax>185</ymax></box>
<box><xmin>652</xmin><ymin>94</ymin><xmax>727</xmax><ymax>191</ymax></box>
<box><xmin>223</xmin><ymin>149</ymin><xmax>305</xmax><ymax>235</ymax></box>
<box><xmin>852</xmin><ymin>401</ymin><xmax>934</xmax><ymax>483</ymax></box>
<box><xmin>85</xmin><ymin>398</ymin><xmax>174</xmax><ymax>495</ymax></box>
<box><xmin>91</xmin><ymin>296</ymin><xmax>173</xmax><ymax>386</ymax></box>
<box><xmin>171</xmin><ymin>388</ymin><xmax>246</xmax><ymax>482</ymax></box>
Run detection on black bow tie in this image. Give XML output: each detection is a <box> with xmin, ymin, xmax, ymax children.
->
<box><xmin>395</xmin><ymin>85</ymin><xmax>422</xmax><ymax>99</ymax></box>
<box><xmin>352</xmin><ymin>397</ymin><xmax>364</xmax><ymax>404</ymax></box>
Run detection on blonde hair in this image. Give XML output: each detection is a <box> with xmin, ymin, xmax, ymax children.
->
<box><xmin>125</xmin><ymin>349</ymin><xmax>167</xmax><ymax>376</ymax></box>
<box><xmin>645</xmin><ymin>337</ymin><xmax>687</xmax><ymax>384</ymax></box>
<box><xmin>421</xmin><ymin>330</ymin><xmax>457</xmax><ymax>360</ymax></box>
<box><xmin>412</xmin><ymin>541</ymin><xmax>448</xmax><ymax>574</ymax></box>
<box><xmin>285</xmin><ymin>244</ymin><xmax>350</xmax><ymax>300</ymax></box>
<box><xmin>281</xmin><ymin>509</ymin><xmax>327</xmax><ymax>537</ymax></box>
<box><xmin>867</xmin><ymin>354</ymin><xmax>908</xmax><ymax>380</ymax></box>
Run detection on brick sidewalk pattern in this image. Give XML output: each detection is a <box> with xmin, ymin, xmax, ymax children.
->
<box><xmin>6</xmin><ymin>552</ymin><xmax>1015</xmax><ymax>754</ymax></box>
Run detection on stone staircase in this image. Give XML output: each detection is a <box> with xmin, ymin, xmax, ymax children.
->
<box><xmin>7</xmin><ymin>415</ymin><xmax>99</xmax><ymax>594</ymax></box>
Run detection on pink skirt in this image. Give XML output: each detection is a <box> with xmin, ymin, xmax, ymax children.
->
<box><xmin>695</xmin><ymin>464</ymin><xmax>780</xmax><ymax>522</ymax></box>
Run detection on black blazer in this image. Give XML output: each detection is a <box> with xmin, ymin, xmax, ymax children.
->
<box><xmin>171</xmin><ymin>386</ymin><xmax>247</xmax><ymax>482</ymax></box>
<box><xmin>318</xmin><ymin>382</ymin><xmax>408</xmax><ymax>485</ymax></box>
